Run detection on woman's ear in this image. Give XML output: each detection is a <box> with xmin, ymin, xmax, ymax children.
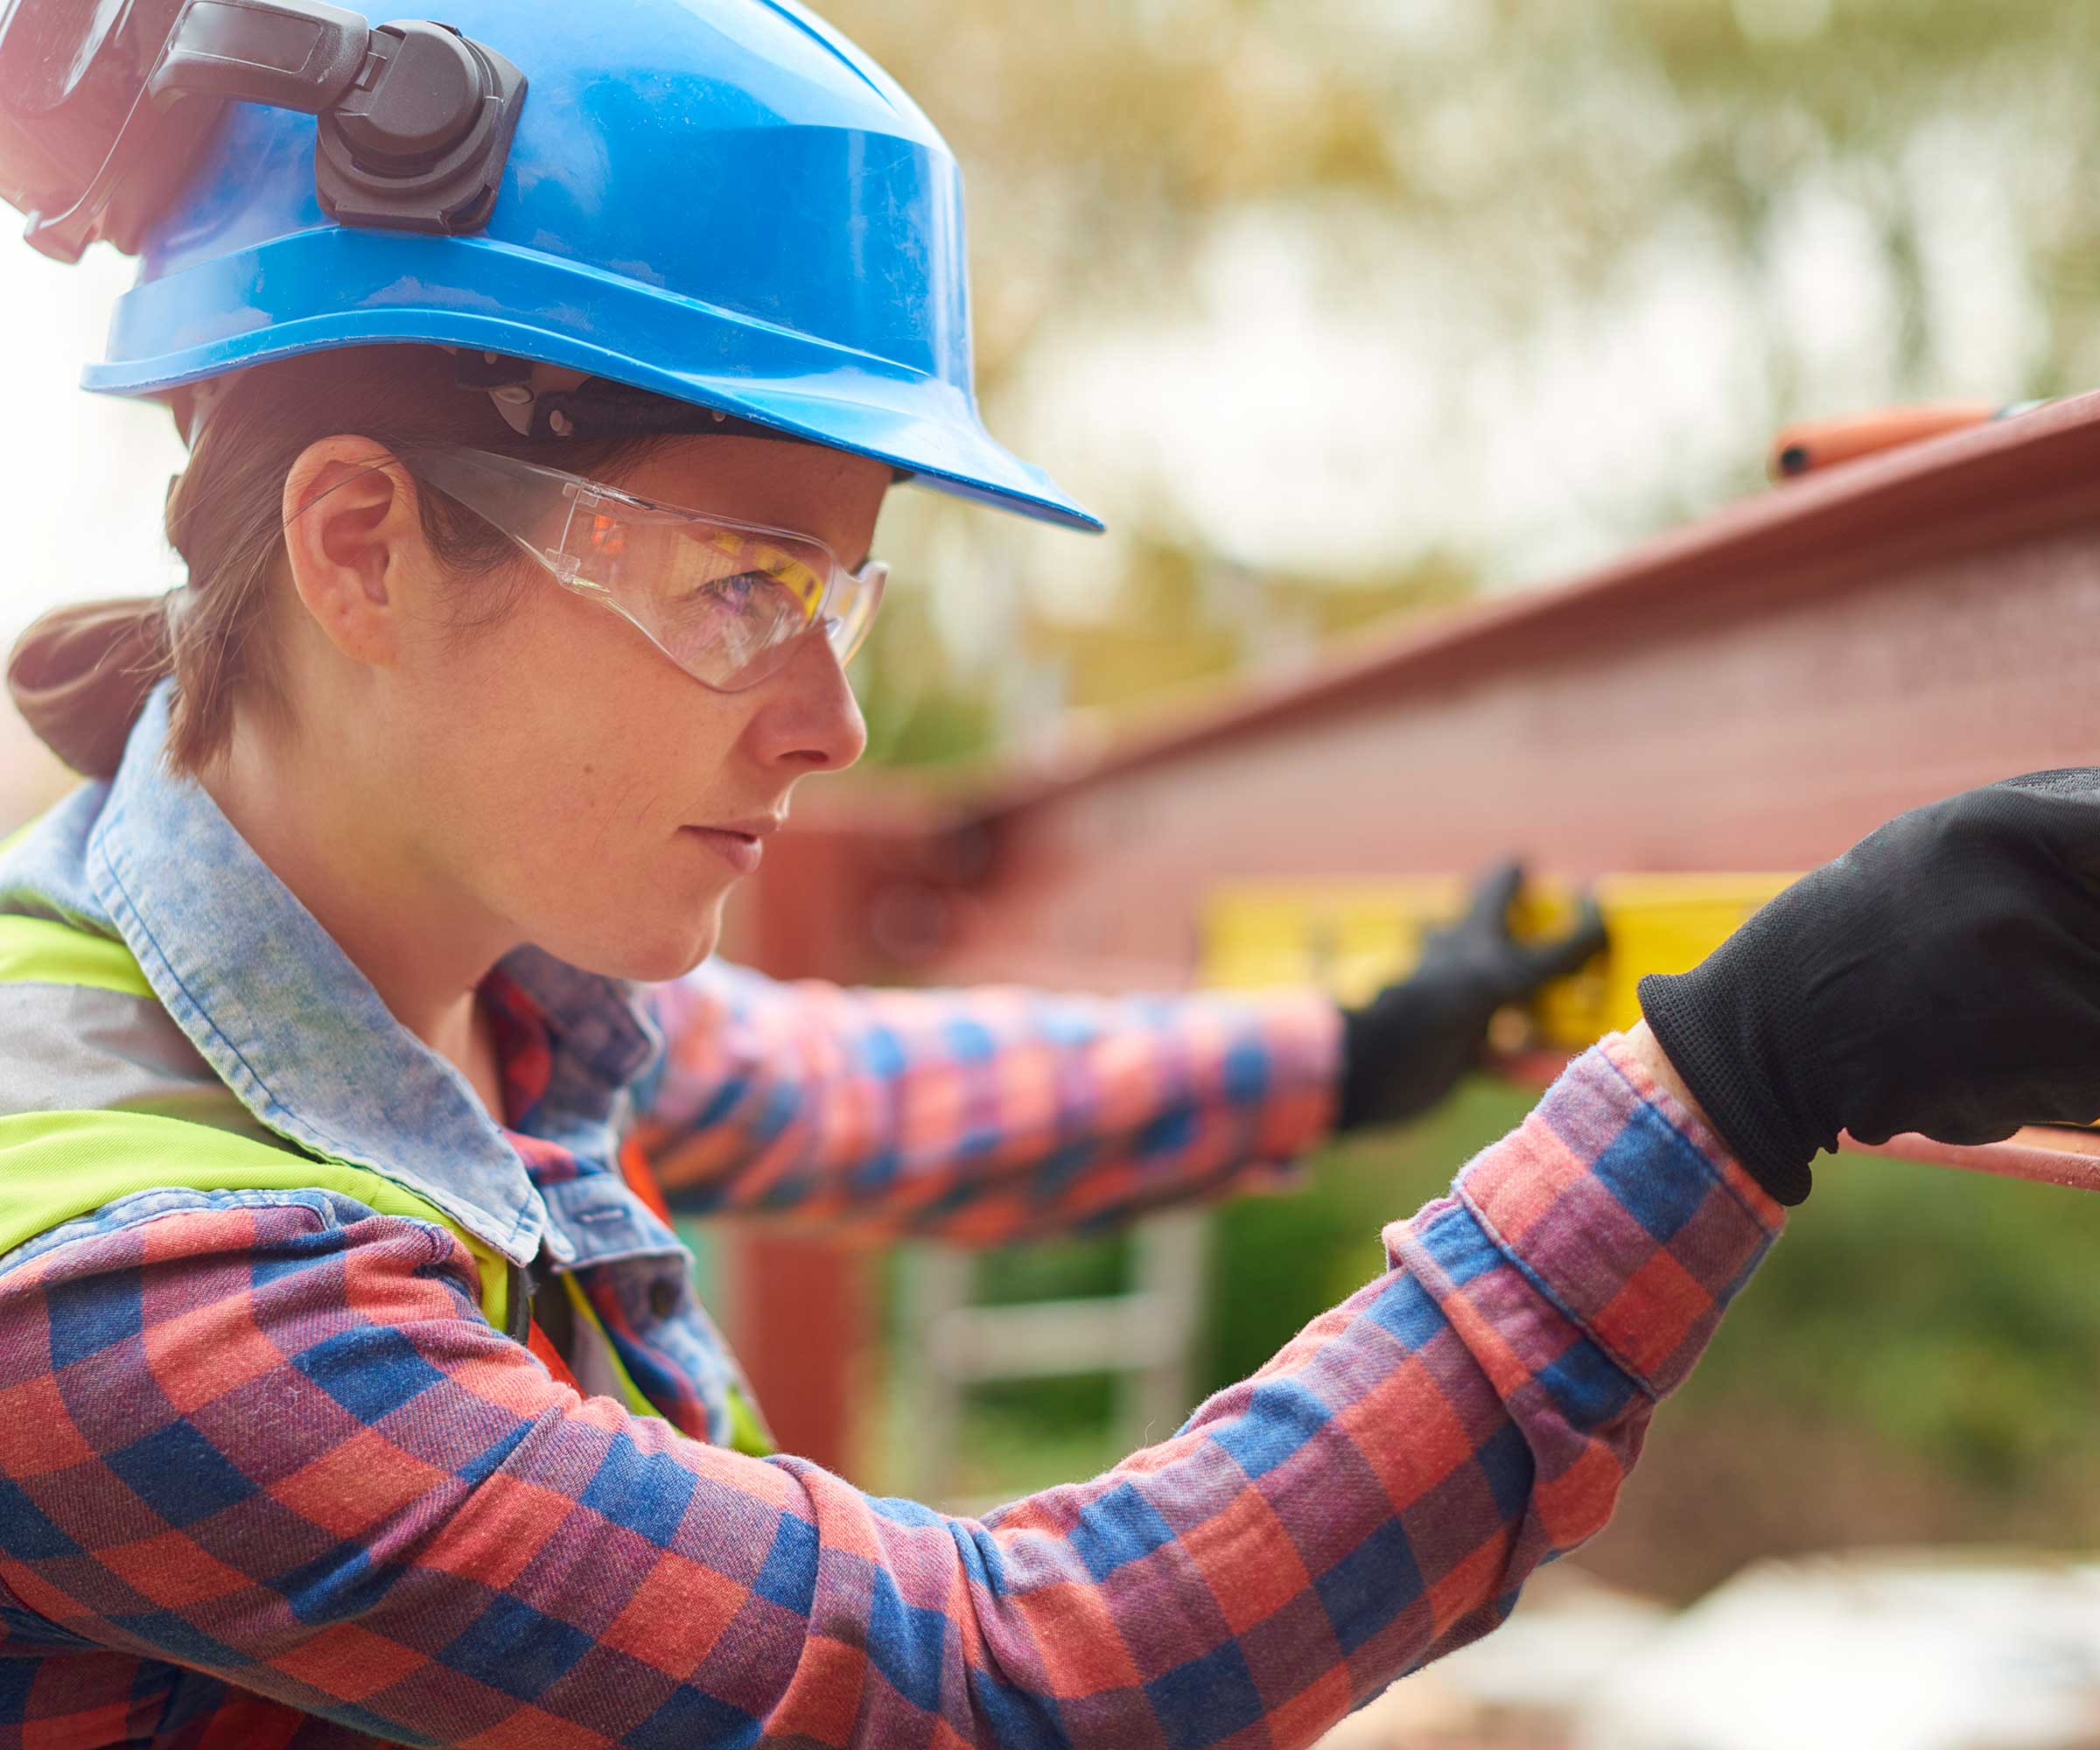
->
<box><xmin>279</xmin><ymin>437</ymin><xmax>425</xmax><ymax>666</ymax></box>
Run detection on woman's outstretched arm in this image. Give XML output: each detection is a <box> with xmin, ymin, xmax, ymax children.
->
<box><xmin>634</xmin><ymin>961</ymin><xmax>1345</xmax><ymax>1242</ymax></box>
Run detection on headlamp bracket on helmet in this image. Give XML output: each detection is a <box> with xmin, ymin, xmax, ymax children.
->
<box><xmin>0</xmin><ymin>0</ymin><xmax>526</xmax><ymax>262</ymax></box>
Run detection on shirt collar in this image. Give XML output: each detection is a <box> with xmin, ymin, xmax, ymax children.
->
<box><xmin>78</xmin><ymin>682</ymin><xmax>662</xmax><ymax>1265</ymax></box>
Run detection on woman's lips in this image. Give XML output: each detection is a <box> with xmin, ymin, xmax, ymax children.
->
<box><xmin>682</xmin><ymin>826</ymin><xmax>764</xmax><ymax>876</ymax></box>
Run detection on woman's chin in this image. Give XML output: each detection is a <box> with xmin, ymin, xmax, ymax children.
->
<box><xmin>542</xmin><ymin>907</ymin><xmax>724</xmax><ymax>984</ymax></box>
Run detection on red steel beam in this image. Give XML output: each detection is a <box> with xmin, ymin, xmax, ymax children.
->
<box><xmin>921</xmin><ymin>392</ymin><xmax>2100</xmax><ymax>990</ymax></box>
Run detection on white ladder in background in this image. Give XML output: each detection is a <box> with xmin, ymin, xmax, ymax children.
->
<box><xmin>898</xmin><ymin>1211</ymin><xmax>1209</xmax><ymax>1510</ymax></box>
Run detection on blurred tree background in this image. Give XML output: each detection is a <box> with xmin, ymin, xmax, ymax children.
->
<box><xmin>832</xmin><ymin>0</ymin><xmax>2100</xmax><ymax>767</ymax></box>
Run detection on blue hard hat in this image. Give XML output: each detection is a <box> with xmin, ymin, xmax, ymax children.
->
<box><xmin>77</xmin><ymin>0</ymin><xmax>1102</xmax><ymax>535</ymax></box>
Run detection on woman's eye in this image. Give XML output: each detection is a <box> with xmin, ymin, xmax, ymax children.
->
<box><xmin>713</xmin><ymin>572</ymin><xmax>761</xmax><ymax>607</ymax></box>
<box><xmin>676</xmin><ymin>570</ymin><xmax>764</xmax><ymax>611</ymax></box>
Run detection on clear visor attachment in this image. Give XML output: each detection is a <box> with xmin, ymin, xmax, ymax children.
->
<box><xmin>406</xmin><ymin>446</ymin><xmax>887</xmax><ymax>693</ymax></box>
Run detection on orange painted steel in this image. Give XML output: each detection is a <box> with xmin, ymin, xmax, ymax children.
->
<box><xmin>1767</xmin><ymin>401</ymin><xmax>2000</xmax><ymax>479</ymax></box>
<box><xmin>726</xmin><ymin>387</ymin><xmax>2100</xmax><ymax>1472</ymax></box>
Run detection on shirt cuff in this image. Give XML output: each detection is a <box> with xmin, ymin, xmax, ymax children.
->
<box><xmin>1452</xmin><ymin>1032</ymin><xmax>1785</xmax><ymax>1400</ymax></box>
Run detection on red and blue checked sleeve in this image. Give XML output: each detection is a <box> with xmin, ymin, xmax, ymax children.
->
<box><xmin>634</xmin><ymin>962</ymin><xmax>1344</xmax><ymax>1243</ymax></box>
<box><xmin>0</xmin><ymin>1037</ymin><xmax>1782</xmax><ymax>1750</ymax></box>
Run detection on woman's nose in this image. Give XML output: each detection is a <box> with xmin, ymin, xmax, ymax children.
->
<box><xmin>745</xmin><ymin>630</ymin><xmax>868</xmax><ymax>773</ymax></box>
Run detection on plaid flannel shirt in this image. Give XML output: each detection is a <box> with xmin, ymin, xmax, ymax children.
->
<box><xmin>0</xmin><ymin>685</ymin><xmax>1785</xmax><ymax>1746</ymax></box>
<box><xmin>0</xmin><ymin>1032</ymin><xmax>1781</xmax><ymax>1748</ymax></box>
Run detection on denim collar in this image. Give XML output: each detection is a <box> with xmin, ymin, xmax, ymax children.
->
<box><xmin>10</xmin><ymin>681</ymin><xmax>662</xmax><ymax>1265</ymax></box>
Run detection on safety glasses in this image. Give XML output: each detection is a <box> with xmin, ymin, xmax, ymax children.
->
<box><xmin>404</xmin><ymin>445</ymin><xmax>887</xmax><ymax>693</ymax></box>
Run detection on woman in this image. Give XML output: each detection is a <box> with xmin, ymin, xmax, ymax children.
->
<box><xmin>6</xmin><ymin>3</ymin><xmax>2100</xmax><ymax>1747</ymax></box>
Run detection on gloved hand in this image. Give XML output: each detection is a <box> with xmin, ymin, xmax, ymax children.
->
<box><xmin>1335</xmin><ymin>863</ymin><xmax>1606</xmax><ymax>1133</ymax></box>
<box><xmin>1640</xmin><ymin>770</ymin><xmax>2100</xmax><ymax>1208</ymax></box>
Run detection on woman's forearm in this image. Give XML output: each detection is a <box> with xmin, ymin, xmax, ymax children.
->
<box><xmin>1625</xmin><ymin>1018</ymin><xmax>1712</xmax><ymax>1130</ymax></box>
<box><xmin>634</xmin><ymin>962</ymin><xmax>1340</xmax><ymax>1242</ymax></box>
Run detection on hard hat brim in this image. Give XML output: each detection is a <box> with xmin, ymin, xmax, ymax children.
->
<box><xmin>82</xmin><ymin>228</ymin><xmax>1104</xmax><ymax>536</ymax></box>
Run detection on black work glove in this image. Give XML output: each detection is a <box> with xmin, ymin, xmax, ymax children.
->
<box><xmin>1640</xmin><ymin>770</ymin><xmax>2100</xmax><ymax>1208</ymax></box>
<box><xmin>1336</xmin><ymin>863</ymin><xmax>1606</xmax><ymax>1132</ymax></box>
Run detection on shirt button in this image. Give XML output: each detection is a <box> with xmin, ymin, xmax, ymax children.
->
<box><xmin>648</xmin><ymin>1278</ymin><xmax>680</xmax><ymax>1320</ymax></box>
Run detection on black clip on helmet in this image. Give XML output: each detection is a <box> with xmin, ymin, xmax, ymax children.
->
<box><xmin>0</xmin><ymin>0</ymin><xmax>524</xmax><ymax>262</ymax></box>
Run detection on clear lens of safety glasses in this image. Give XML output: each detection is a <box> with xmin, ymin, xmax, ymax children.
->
<box><xmin>405</xmin><ymin>446</ymin><xmax>888</xmax><ymax>692</ymax></box>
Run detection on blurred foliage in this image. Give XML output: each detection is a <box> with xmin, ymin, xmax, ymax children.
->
<box><xmin>1026</xmin><ymin>542</ymin><xmax>1475</xmax><ymax>718</ymax></box>
<box><xmin>850</xmin><ymin>587</ymin><xmax>1003</xmax><ymax>768</ymax></box>
<box><xmin>825</xmin><ymin>0</ymin><xmax>2100</xmax><ymax>766</ymax></box>
<box><xmin>823</xmin><ymin>0</ymin><xmax>2100</xmax><ymax>388</ymax></box>
<box><xmin>851</xmin><ymin>536</ymin><xmax>1476</xmax><ymax>765</ymax></box>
